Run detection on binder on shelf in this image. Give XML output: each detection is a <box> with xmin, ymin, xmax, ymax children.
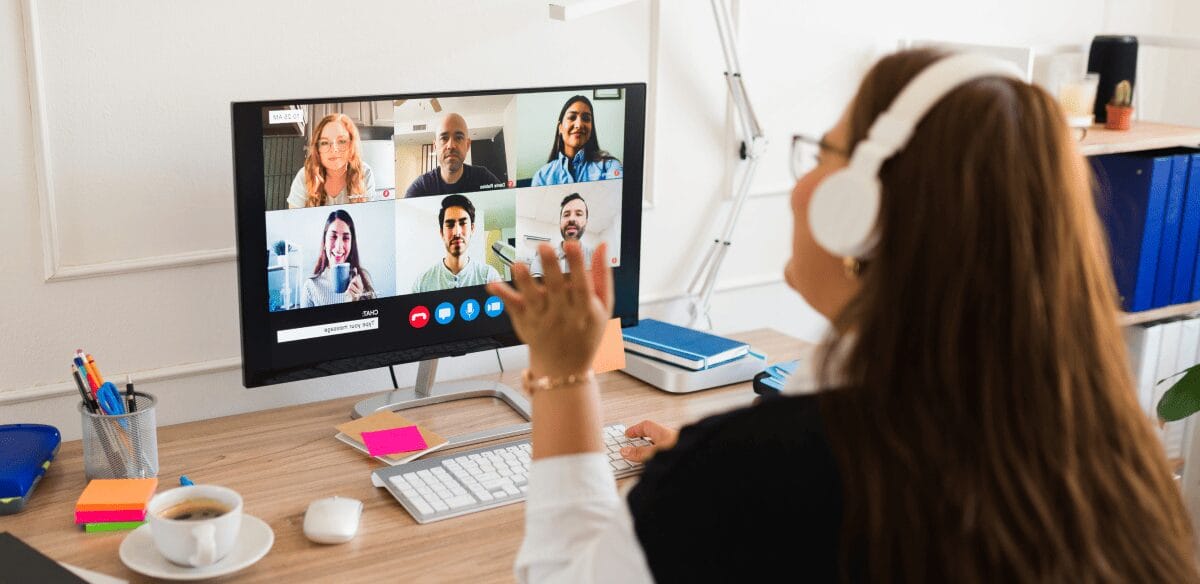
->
<box><xmin>1091</xmin><ymin>153</ymin><xmax>1173</xmax><ymax>312</ymax></box>
<box><xmin>1186</xmin><ymin>153</ymin><xmax>1200</xmax><ymax>303</ymax></box>
<box><xmin>1153</xmin><ymin>154</ymin><xmax>1192</xmax><ymax>308</ymax></box>
<box><xmin>622</xmin><ymin>319</ymin><xmax>749</xmax><ymax>371</ymax></box>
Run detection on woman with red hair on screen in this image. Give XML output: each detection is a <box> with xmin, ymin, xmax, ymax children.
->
<box><xmin>287</xmin><ymin>113</ymin><xmax>376</xmax><ymax>208</ymax></box>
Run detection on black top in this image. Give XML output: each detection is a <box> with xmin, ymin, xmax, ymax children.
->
<box><xmin>404</xmin><ymin>164</ymin><xmax>501</xmax><ymax>198</ymax></box>
<box><xmin>627</xmin><ymin>394</ymin><xmax>846</xmax><ymax>583</ymax></box>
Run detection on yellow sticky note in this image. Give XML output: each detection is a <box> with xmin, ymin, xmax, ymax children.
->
<box><xmin>592</xmin><ymin>318</ymin><xmax>626</xmax><ymax>374</ymax></box>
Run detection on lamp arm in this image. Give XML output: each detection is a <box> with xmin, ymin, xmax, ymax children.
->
<box><xmin>687</xmin><ymin>0</ymin><xmax>766</xmax><ymax>328</ymax></box>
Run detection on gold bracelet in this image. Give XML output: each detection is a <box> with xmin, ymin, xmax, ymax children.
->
<box><xmin>521</xmin><ymin>368</ymin><xmax>595</xmax><ymax>394</ymax></box>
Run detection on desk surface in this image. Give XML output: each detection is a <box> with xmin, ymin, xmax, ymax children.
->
<box><xmin>0</xmin><ymin>329</ymin><xmax>807</xmax><ymax>583</ymax></box>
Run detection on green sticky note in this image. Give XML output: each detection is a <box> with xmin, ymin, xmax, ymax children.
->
<box><xmin>83</xmin><ymin>521</ymin><xmax>145</xmax><ymax>533</ymax></box>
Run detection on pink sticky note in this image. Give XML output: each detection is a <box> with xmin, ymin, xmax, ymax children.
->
<box><xmin>361</xmin><ymin>425</ymin><xmax>428</xmax><ymax>457</ymax></box>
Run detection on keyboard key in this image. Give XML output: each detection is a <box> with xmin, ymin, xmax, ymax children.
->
<box><xmin>445</xmin><ymin>495</ymin><xmax>476</xmax><ymax>509</ymax></box>
<box><xmin>431</xmin><ymin>500</ymin><xmax>449</xmax><ymax>512</ymax></box>
<box><xmin>411</xmin><ymin>498</ymin><xmax>434</xmax><ymax>516</ymax></box>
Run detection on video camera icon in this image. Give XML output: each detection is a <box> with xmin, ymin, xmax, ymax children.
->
<box><xmin>434</xmin><ymin>302</ymin><xmax>455</xmax><ymax>325</ymax></box>
<box><xmin>459</xmin><ymin>299</ymin><xmax>481</xmax><ymax>322</ymax></box>
<box><xmin>484</xmin><ymin>296</ymin><xmax>504</xmax><ymax>318</ymax></box>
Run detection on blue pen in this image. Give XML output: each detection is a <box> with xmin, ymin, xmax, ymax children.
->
<box><xmin>180</xmin><ymin>475</ymin><xmax>194</xmax><ymax>486</ymax></box>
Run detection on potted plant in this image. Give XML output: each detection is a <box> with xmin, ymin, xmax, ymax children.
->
<box><xmin>1106</xmin><ymin>80</ymin><xmax>1134</xmax><ymax>131</ymax></box>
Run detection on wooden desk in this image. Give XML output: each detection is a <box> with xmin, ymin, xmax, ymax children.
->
<box><xmin>0</xmin><ymin>329</ymin><xmax>807</xmax><ymax>583</ymax></box>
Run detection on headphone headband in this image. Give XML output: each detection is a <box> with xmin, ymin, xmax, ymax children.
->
<box><xmin>808</xmin><ymin>54</ymin><xmax>1024</xmax><ymax>259</ymax></box>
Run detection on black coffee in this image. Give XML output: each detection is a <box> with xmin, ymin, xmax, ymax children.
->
<box><xmin>159</xmin><ymin>499</ymin><xmax>231</xmax><ymax>521</ymax></box>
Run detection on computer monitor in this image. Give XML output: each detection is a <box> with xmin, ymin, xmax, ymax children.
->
<box><xmin>230</xmin><ymin>84</ymin><xmax>645</xmax><ymax>447</ymax></box>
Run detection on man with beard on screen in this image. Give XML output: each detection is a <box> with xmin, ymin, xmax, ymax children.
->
<box><xmin>412</xmin><ymin>194</ymin><xmax>502</xmax><ymax>292</ymax></box>
<box><xmin>529</xmin><ymin>193</ymin><xmax>593</xmax><ymax>277</ymax></box>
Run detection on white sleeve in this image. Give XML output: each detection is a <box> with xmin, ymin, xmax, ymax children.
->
<box><xmin>515</xmin><ymin>454</ymin><xmax>654</xmax><ymax>584</ymax></box>
<box><xmin>287</xmin><ymin>169</ymin><xmax>307</xmax><ymax>208</ymax></box>
<box><xmin>362</xmin><ymin>163</ymin><xmax>377</xmax><ymax>200</ymax></box>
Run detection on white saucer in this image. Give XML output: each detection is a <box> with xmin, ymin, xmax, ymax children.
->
<box><xmin>119</xmin><ymin>514</ymin><xmax>274</xmax><ymax>581</ymax></box>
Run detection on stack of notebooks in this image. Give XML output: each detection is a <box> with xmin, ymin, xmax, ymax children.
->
<box><xmin>74</xmin><ymin>477</ymin><xmax>157</xmax><ymax>533</ymax></box>
<box><xmin>621</xmin><ymin>319</ymin><xmax>765</xmax><ymax>394</ymax></box>
<box><xmin>623</xmin><ymin>319</ymin><xmax>750</xmax><ymax>370</ymax></box>
<box><xmin>336</xmin><ymin>411</ymin><xmax>449</xmax><ymax>465</ymax></box>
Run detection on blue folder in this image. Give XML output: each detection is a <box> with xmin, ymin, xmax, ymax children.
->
<box><xmin>1176</xmin><ymin>153</ymin><xmax>1200</xmax><ymax>304</ymax></box>
<box><xmin>1153</xmin><ymin>154</ymin><xmax>1191</xmax><ymax>308</ymax></box>
<box><xmin>1092</xmin><ymin>153</ymin><xmax>1174</xmax><ymax>312</ymax></box>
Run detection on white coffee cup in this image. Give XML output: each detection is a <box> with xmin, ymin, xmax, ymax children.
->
<box><xmin>146</xmin><ymin>485</ymin><xmax>243</xmax><ymax>567</ymax></box>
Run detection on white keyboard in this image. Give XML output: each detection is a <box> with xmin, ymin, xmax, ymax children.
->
<box><xmin>372</xmin><ymin>424</ymin><xmax>648</xmax><ymax>524</ymax></box>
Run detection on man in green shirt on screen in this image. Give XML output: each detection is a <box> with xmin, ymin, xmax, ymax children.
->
<box><xmin>412</xmin><ymin>194</ymin><xmax>501</xmax><ymax>293</ymax></box>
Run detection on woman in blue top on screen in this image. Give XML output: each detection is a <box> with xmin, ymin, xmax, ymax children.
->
<box><xmin>531</xmin><ymin>95</ymin><xmax>622</xmax><ymax>186</ymax></box>
<box><xmin>287</xmin><ymin>113</ymin><xmax>377</xmax><ymax>208</ymax></box>
<box><xmin>301</xmin><ymin>209</ymin><xmax>376</xmax><ymax>307</ymax></box>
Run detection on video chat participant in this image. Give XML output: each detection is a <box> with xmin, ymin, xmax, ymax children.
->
<box><xmin>528</xmin><ymin>193</ymin><xmax>593</xmax><ymax>277</ymax></box>
<box><xmin>531</xmin><ymin>95</ymin><xmax>622</xmax><ymax>186</ymax></box>
<box><xmin>301</xmin><ymin>209</ymin><xmax>375</xmax><ymax>307</ymax></box>
<box><xmin>412</xmin><ymin>194</ymin><xmax>502</xmax><ymax>293</ymax></box>
<box><xmin>288</xmin><ymin>113</ymin><xmax>376</xmax><ymax>208</ymax></box>
<box><xmin>489</xmin><ymin>50</ymin><xmax>1199</xmax><ymax>583</ymax></box>
<box><xmin>405</xmin><ymin>113</ymin><xmax>501</xmax><ymax>197</ymax></box>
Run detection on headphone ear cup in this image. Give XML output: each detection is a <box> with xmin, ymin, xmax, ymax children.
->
<box><xmin>808</xmin><ymin>168</ymin><xmax>882</xmax><ymax>258</ymax></box>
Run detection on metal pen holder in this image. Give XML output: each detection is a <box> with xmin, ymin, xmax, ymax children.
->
<box><xmin>79</xmin><ymin>391</ymin><xmax>159</xmax><ymax>479</ymax></box>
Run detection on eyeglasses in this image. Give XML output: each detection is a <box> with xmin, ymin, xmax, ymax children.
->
<box><xmin>317</xmin><ymin>138</ymin><xmax>352</xmax><ymax>153</ymax></box>
<box><xmin>790</xmin><ymin>134</ymin><xmax>850</xmax><ymax>180</ymax></box>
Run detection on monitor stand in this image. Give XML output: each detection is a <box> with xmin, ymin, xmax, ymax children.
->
<box><xmin>351</xmin><ymin>358</ymin><xmax>531</xmax><ymax>449</ymax></box>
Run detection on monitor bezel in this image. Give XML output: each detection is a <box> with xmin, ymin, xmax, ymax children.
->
<box><xmin>231</xmin><ymin>83</ymin><xmax>645</xmax><ymax>387</ymax></box>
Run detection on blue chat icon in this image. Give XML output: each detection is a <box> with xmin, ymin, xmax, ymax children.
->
<box><xmin>435</xmin><ymin>302</ymin><xmax>455</xmax><ymax>325</ymax></box>
<box><xmin>484</xmin><ymin>296</ymin><xmax>504</xmax><ymax>318</ymax></box>
<box><xmin>460</xmin><ymin>299</ymin><xmax>481</xmax><ymax>322</ymax></box>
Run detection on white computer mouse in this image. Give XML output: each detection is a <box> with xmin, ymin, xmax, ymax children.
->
<box><xmin>303</xmin><ymin>496</ymin><xmax>363</xmax><ymax>544</ymax></box>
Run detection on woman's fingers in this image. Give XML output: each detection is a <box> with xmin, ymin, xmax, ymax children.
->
<box><xmin>625</xmin><ymin>419</ymin><xmax>678</xmax><ymax>447</ymax></box>
<box><xmin>619</xmin><ymin>444</ymin><xmax>659</xmax><ymax>464</ymax></box>
<box><xmin>485</xmin><ymin>279</ymin><xmax>525</xmax><ymax>315</ymax></box>
<box><xmin>537</xmin><ymin>243</ymin><xmax>566</xmax><ymax>295</ymax></box>
<box><xmin>591</xmin><ymin>243</ymin><xmax>614</xmax><ymax>312</ymax></box>
<box><xmin>563</xmin><ymin>241</ymin><xmax>592</xmax><ymax>303</ymax></box>
<box><xmin>510</xmin><ymin>259</ymin><xmax>543</xmax><ymax>311</ymax></box>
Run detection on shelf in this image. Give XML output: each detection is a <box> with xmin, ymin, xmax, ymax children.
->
<box><xmin>1120</xmin><ymin>301</ymin><xmax>1200</xmax><ymax>327</ymax></box>
<box><xmin>1081</xmin><ymin>121</ymin><xmax>1200</xmax><ymax>156</ymax></box>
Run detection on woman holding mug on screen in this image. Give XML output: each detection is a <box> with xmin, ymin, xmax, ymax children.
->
<box><xmin>288</xmin><ymin>113</ymin><xmax>377</xmax><ymax>208</ymax></box>
<box><xmin>531</xmin><ymin>95</ymin><xmax>623</xmax><ymax>186</ymax></box>
<box><xmin>301</xmin><ymin>209</ymin><xmax>375</xmax><ymax>307</ymax></box>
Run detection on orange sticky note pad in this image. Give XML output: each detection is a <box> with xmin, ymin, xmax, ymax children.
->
<box><xmin>591</xmin><ymin>318</ymin><xmax>626</xmax><ymax>374</ymax></box>
<box><xmin>75</xmin><ymin>478</ymin><xmax>158</xmax><ymax>511</ymax></box>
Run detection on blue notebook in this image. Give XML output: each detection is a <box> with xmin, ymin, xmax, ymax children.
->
<box><xmin>1153</xmin><ymin>153</ymin><xmax>1191</xmax><ymax>308</ymax></box>
<box><xmin>1176</xmin><ymin>153</ymin><xmax>1200</xmax><ymax>304</ymax></box>
<box><xmin>622</xmin><ymin>319</ymin><xmax>749</xmax><ymax>371</ymax></box>
<box><xmin>1091</xmin><ymin>153</ymin><xmax>1174</xmax><ymax>312</ymax></box>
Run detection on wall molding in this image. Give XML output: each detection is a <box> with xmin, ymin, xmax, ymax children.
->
<box><xmin>20</xmin><ymin>0</ymin><xmax>251</xmax><ymax>283</ymax></box>
<box><xmin>0</xmin><ymin>357</ymin><xmax>242</xmax><ymax>406</ymax></box>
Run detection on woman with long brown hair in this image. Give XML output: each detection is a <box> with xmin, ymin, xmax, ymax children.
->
<box><xmin>490</xmin><ymin>48</ymin><xmax>1198</xmax><ymax>583</ymax></box>
<box><xmin>287</xmin><ymin>113</ymin><xmax>376</xmax><ymax>208</ymax></box>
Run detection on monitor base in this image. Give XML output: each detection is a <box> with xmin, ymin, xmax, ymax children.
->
<box><xmin>351</xmin><ymin>359</ymin><xmax>531</xmax><ymax>449</ymax></box>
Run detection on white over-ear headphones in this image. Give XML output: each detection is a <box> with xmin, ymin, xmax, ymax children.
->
<box><xmin>808</xmin><ymin>54</ymin><xmax>1024</xmax><ymax>259</ymax></box>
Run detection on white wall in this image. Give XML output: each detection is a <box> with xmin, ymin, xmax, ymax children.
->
<box><xmin>3</xmin><ymin>0</ymin><xmax>1197</xmax><ymax>441</ymax></box>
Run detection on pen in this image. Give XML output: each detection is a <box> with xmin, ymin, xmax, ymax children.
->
<box><xmin>73</xmin><ymin>352</ymin><xmax>97</xmax><ymax>397</ymax></box>
<box><xmin>126</xmin><ymin>374</ymin><xmax>136</xmax><ymax>412</ymax></box>
<box><xmin>85</xmin><ymin>353</ymin><xmax>105</xmax><ymax>386</ymax></box>
<box><xmin>71</xmin><ymin>368</ymin><xmax>97</xmax><ymax>413</ymax></box>
<box><xmin>180</xmin><ymin>475</ymin><xmax>194</xmax><ymax>486</ymax></box>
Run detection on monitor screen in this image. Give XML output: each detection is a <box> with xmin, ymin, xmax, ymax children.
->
<box><xmin>231</xmin><ymin>84</ymin><xmax>645</xmax><ymax>387</ymax></box>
